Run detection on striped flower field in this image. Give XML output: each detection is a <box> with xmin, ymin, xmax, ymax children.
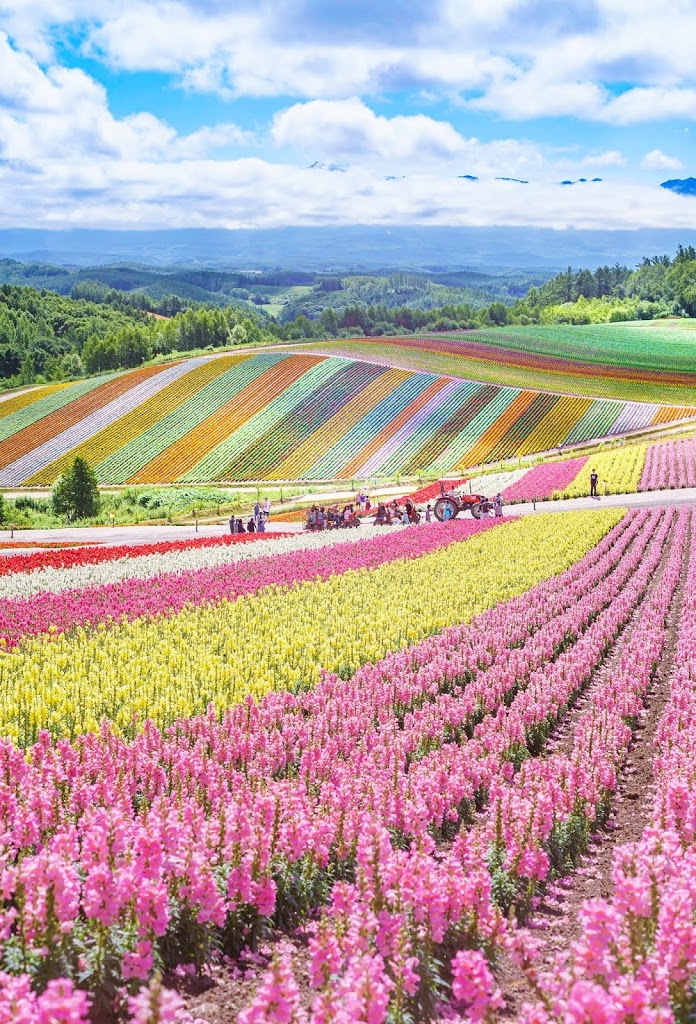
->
<box><xmin>1</xmin><ymin>344</ymin><xmax>694</xmax><ymax>485</ymax></box>
<box><xmin>3</xmin><ymin>504</ymin><xmax>696</xmax><ymax>1023</ymax></box>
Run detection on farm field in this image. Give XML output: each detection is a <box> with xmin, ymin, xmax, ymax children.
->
<box><xmin>1</xmin><ymin>344</ymin><xmax>694</xmax><ymax>486</ymax></box>
<box><xmin>0</xmin><ymin>502</ymin><xmax>694</xmax><ymax>1023</ymax></box>
<box><xmin>300</xmin><ymin>320</ymin><xmax>696</xmax><ymax>405</ymax></box>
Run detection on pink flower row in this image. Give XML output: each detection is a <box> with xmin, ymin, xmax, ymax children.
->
<box><xmin>0</xmin><ymin>972</ymin><xmax>204</xmax><ymax>1024</ymax></box>
<box><xmin>639</xmin><ymin>436</ymin><xmax>696</xmax><ymax>492</ymax></box>
<box><xmin>501</xmin><ymin>456</ymin><xmax>588</xmax><ymax>502</ymax></box>
<box><xmin>0</xmin><ymin>509</ymin><xmax>649</xmax><ymax>1017</ymax></box>
<box><xmin>524</xmin><ymin>507</ymin><xmax>696</xmax><ymax>1024</ymax></box>
<box><xmin>0</xmin><ymin>518</ymin><xmax>496</xmax><ymax>646</ymax></box>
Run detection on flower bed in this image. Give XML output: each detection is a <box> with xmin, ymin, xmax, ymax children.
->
<box><xmin>0</xmin><ymin>508</ymin><xmax>625</xmax><ymax>1021</ymax></box>
<box><xmin>500</xmin><ymin>456</ymin><xmax>588</xmax><ymax>502</ymax></box>
<box><xmin>639</xmin><ymin>435</ymin><xmax>696</xmax><ymax>491</ymax></box>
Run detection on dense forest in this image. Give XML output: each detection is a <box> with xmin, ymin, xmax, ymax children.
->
<box><xmin>1</xmin><ymin>246</ymin><xmax>695</xmax><ymax>389</ymax></box>
<box><xmin>0</xmin><ymin>260</ymin><xmax>547</xmax><ymax>317</ymax></box>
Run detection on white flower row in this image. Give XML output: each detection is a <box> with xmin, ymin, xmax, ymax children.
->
<box><xmin>460</xmin><ymin>468</ymin><xmax>529</xmax><ymax>497</ymax></box>
<box><xmin>0</xmin><ymin>525</ymin><xmax>405</xmax><ymax>601</ymax></box>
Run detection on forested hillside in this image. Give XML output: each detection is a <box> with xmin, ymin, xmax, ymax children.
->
<box><xmin>0</xmin><ymin>283</ymin><xmax>273</xmax><ymax>389</ymax></box>
<box><xmin>1</xmin><ymin>245</ymin><xmax>695</xmax><ymax>390</ymax></box>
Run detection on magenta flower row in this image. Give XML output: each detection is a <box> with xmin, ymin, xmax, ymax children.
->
<box><xmin>501</xmin><ymin>456</ymin><xmax>588</xmax><ymax>502</ymax></box>
<box><xmin>260</xmin><ymin>507</ymin><xmax>679</xmax><ymax>1023</ymax></box>
<box><xmin>523</xmin><ymin>506</ymin><xmax>696</xmax><ymax>1022</ymax></box>
<box><xmin>639</xmin><ymin>436</ymin><xmax>696</xmax><ymax>491</ymax></box>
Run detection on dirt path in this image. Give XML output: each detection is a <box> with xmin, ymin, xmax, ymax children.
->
<box><xmin>499</xmin><ymin>514</ymin><xmax>690</xmax><ymax>1014</ymax></box>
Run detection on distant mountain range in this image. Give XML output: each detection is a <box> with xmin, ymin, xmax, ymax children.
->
<box><xmin>1</xmin><ymin>226</ymin><xmax>696</xmax><ymax>272</ymax></box>
<box><xmin>661</xmin><ymin>177</ymin><xmax>696</xmax><ymax>196</ymax></box>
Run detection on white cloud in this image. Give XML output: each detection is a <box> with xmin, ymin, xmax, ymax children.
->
<box><xmin>597</xmin><ymin>87</ymin><xmax>696</xmax><ymax>125</ymax></box>
<box><xmin>0</xmin><ymin>34</ymin><xmax>251</xmax><ymax>166</ymax></box>
<box><xmin>581</xmin><ymin>150</ymin><xmax>626</xmax><ymax>167</ymax></box>
<box><xmin>270</xmin><ymin>98</ymin><xmax>549</xmax><ymax>181</ymax></box>
<box><xmin>271</xmin><ymin>99</ymin><xmax>467</xmax><ymax>163</ymax></box>
<box><xmin>4</xmin><ymin>0</ymin><xmax>696</xmax><ymax>124</ymax></box>
<box><xmin>641</xmin><ymin>148</ymin><xmax>685</xmax><ymax>171</ymax></box>
<box><xmin>2</xmin><ymin>3</ymin><xmax>696</xmax><ymax>233</ymax></box>
<box><xmin>3</xmin><ymin>157</ymin><xmax>696</xmax><ymax>233</ymax></box>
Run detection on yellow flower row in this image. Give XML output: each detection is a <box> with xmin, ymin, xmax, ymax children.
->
<box><xmin>560</xmin><ymin>444</ymin><xmax>648</xmax><ymax>498</ymax></box>
<box><xmin>0</xmin><ymin>509</ymin><xmax>622</xmax><ymax>745</ymax></box>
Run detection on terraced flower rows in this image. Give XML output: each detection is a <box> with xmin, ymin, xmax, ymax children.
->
<box><xmin>2</xmin><ymin>347</ymin><xmax>693</xmax><ymax>485</ymax></box>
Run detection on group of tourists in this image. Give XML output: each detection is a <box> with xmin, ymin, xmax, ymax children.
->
<box><xmin>481</xmin><ymin>495</ymin><xmax>505</xmax><ymax>517</ymax></box>
<box><xmin>229</xmin><ymin>497</ymin><xmax>271</xmax><ymax>534</ymax></box>
<box><xmin>374</xmin><ymin>498</ymin><xmax>422</xmax><ymax>525</ymax></box>
<box><xmin>306</xmin><ymin>504</ymin><xmax>361</xmax><ymax>530</ymax></box>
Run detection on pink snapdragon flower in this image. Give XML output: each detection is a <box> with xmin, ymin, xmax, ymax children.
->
<box><xmin>238</xmin><ymin>953</ymin><xmax>307</xmax><ymax>1024</ymax></box>
<box><xmin>450</xmin><ymin>950</ymin><xmax>504</xmax><ymax>1021</ymax></box>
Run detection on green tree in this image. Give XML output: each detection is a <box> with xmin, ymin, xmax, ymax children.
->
<box><xmin>61</xmin><ymin>351</ymin><xmax>84</xmax><ymax>379</ymax></box>
<box><xmin>0</xmin><ymin>493</ymin><xmax>6</xmax><ymax>526</ymax></box>
<box><xmin>18</xmin><ymin>351</ymin><xmax>35</xmax><ymax>385</ymax></box>
<box><xmin>52</xmin><ymin>457</ymin><xmax>101</xmax><ymax>520</ymax></box>
<box><xmin>320</xmin><ymin>308</ymin><xmax>339</xmax><ymax>336</ymax></box>
<box><xmin>488</xmin><ymin>302</ymin><xmax>508</xmax><ymax>325</ymax></box>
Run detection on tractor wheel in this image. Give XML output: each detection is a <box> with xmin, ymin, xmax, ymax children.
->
<box><xmin>470</xmin><ymin>502</ymin><xmax>482</xmax><ymax>519</ymax></box>
<box><xmin>412</xmin><ymin>511</ymin><xmax>421</xmax><ymax>524</ymax></box>
<box><xmin>434</xmin><ymin>497</ymin><xmax>459</xmax><ymax>522</ymax></box>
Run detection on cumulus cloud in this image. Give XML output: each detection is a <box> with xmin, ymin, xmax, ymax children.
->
<box><xmin>3</xmin><ymin>0</ymin><xmax>696</xmax><ymax>123</ymax></box>
<box><xmin>2</xmin><ymin>2</ymin><xmax>696</xmax><ymax>232</ymax></box>
<box><xmin>270</xmin><ymin>98</ymin><xmax>550</xmax><ymax>181</ymax></box>
<box><xmin>597</xmin><ymin>87</ymin><xmax>696</xmax><ymax>125</ymax></box>
<box><xmin>271</xmin><ymin>99</ymin><xmax>467</xmax><ymax>163</ymax></box>
<box><xmin>0</xmin><ymin>33</ymin><xmax>250</xmax><ymax>167</ymax></box>
<box><xmin>641</xmin><ymin>149</ymin><xmax>685</xmax><ymax>171</ymax></box>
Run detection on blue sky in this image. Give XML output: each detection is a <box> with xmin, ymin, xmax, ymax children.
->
<box><xmin>0</xmin><ymin>0</ymin><xmax>695</xmax><ymax>230</ymax></box>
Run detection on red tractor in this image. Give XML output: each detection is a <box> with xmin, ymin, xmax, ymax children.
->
<box><xmin>433</xmin><ymin>484</ymin><xmax>488</xmax><ymax>521</ymax></box>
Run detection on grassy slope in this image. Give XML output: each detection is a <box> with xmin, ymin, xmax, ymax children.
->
<box><xmin>465</xmin><ymin>321</ymin><xmax>696</xmax><ymax>373</ymax></box>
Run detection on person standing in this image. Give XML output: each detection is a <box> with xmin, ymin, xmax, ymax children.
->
<box><xmin>494</xmin><ymin>494</ymin><xmax>503</xmax><ymax>517</ymax></box>
<box><xmin>425</xmin><ymin>503</ymin><xmax>432</xmax><ymax>523</ymax></box>
<box><xmin>590</xmin><ymin>469</ymin><xmax>599</xmax><ymax>498</ymax></box>
<box><xmin>263</xmin><ymin>497</ymin><xmax>271</xmax><ymax>517</ymax></box>
<box><xmin>229</xmin><ymin>515</ymin><xmax>236</xmax><ymax>534</ymax></box>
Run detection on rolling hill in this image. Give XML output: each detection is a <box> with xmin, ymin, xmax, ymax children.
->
<box><xmin>1</xmin><ymin>342</ymin><xmax>694</xmax><ymax>486</ymax></box>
